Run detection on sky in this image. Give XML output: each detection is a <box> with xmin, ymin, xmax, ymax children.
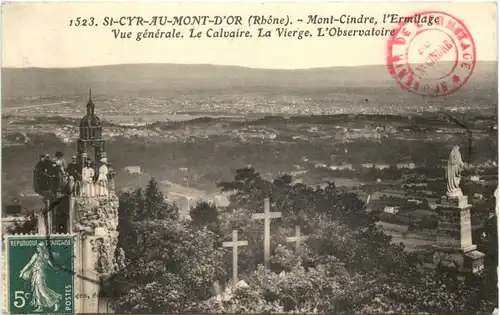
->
<box><xmin>1</xmin><ymin>2</ymin><xmax>497</xmax><ymax>69</ymax></box>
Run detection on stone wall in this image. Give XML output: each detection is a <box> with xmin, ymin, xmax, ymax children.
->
<box><xmin>73</xmin><ymin>192</ymin><xmax>124</xmax><ymax>275</ymax></box>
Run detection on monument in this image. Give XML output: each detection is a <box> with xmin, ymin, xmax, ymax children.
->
<box><xmin>252</xmin><ymin>198</ymin><xmax>282</xmax><ymax>269</ymax></box>
<box><xmin>433</xmin><ymin>145</ymin><xmax>485</xmax><ymax>274</ymax></box>
<box><xmin>5</xmin><ymin>90</ymin><xmax>124</xmax><ymax>314</ymax></box>
<box><xmin>222</xmin><ymin>230</ymin><xmax>248</xmax><ymax>286</ymax></box>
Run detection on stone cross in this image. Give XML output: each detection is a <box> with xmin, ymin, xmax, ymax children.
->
<box><xmin>286</xmin><ymin>225</ymin><xmax>309</xmax><ymax>252</ymax></box>
<box><xmin>252</xmin><ymin>198</ymin><xmax>282</xmax><ymax>269</ymax></box>
<box><xmin>222</xmin><ymin>230</ymin><xmax>248</xmax><ymax>285</ymax></box>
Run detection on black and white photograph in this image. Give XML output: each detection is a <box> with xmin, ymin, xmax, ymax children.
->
<box><xmin>1</xmin><ymin>2</ymin><xmax>498</xmax><ymax>314</ymax></box>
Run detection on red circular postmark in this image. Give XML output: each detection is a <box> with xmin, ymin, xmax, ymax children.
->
<box><xmin>387</xmin><ymin>11</ymin><xmax>476</xmax><ymax>97</ymax></box>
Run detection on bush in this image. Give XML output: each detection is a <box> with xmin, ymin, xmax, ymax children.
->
<box><xmin>197</xmin><ymin>263</ymin><xmax>349</xmax><ymax>314</ymax></box>
<box><xmin>110</xmin><ymin>219</ymin><xmax>227</xmax><ymax>313</ymax></box>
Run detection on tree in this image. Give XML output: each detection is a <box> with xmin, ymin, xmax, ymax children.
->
<box><xmin>111</xmin><ymin>219</ymin><xmax>226</xmax><ymax>313</ymax></box>
<box><xmin>219</xmin><ymin>169</ymin><xmax>374</xmax><ymax>230</ymax></box>
<box><xmin>190</xmin><ymin>201</ymin><xmax>220</xmax><ymax>234</ymax></box>
<box><xmin>143</xmin><ymin>178</ymin><xmax>179</xmax><ymax>220</ymax></box>
<box><xmin>117</xmin><ymin>190</ymin><xmax>141</xmax><ymax>258</ymax></box>
<box><xmin>131</xmin><ymin>178</ymin><xmax>179</xmax><ymax>221</ymax></box>
<box><xmin>217</xmin><ymin>167</ymin><xmax>272</xmax><ymax>211</ymax></box>
<box><xmin>132</xmin><ymin>188</ymin><xmax>145</xmax><ymax>221</ymax></box>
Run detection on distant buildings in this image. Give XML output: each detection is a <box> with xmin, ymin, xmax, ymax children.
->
<box><xmin>212</xmin><ymin>194</ymin><xmax>230</xmax><ymax>207</ymax></box>
<box><xmin>329</xmin><ymin>164</ymin><xmax>354</xmax><ymax>171</ymax></box>
<box><xmin>470</xmin><ymin>175</ymin><xmax>480</xmax><ymax>182</ymax></box>
<box><xmin>358</xmin><ymin>162</ymin><xmax>416</xmax><ymax>170</ymax></box>
<box><xmin>384</xmin><ymin>206</ymin><xmax>400</xmax><ymax>214</ymax></box>
<box><xmin>293</xmin><ymin>135</ymin><xmax>309</xmax><ymax>141</ymax></box>
<box><xmin>397</xmin><ymin>162</ymin><xmax>416</xmax><ymax>169</ymax></box>
<box><xmin>408</xmin><ymin>199</ymin><xmax>424</xmax><ymax>205</ymax></box>
<box><xmin>334</xmin><ymin>127</ymin><xmax>383</xmax><ymax>143</ymax></box>
<box><xmin>289</xmin><ymin>170</ymin><xmax>308</xmax><ymax>176</ymax></box>
<box><xmin>124</xmin><ymin>166</ymin><xmax>141</xmax><ymax>174</ymax></box>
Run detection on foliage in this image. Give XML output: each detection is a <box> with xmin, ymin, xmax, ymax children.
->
<box><xmin>473</xmin><ymin>214</ymin><xmax>498</xmax><ymax>267</ymax></box>
<box><xmin>218</xmin><ymin>167</ymin><xmax>374</xmax><ymax>229</ymax></box>
<box><xmin>110</xmin><ymin>219</ymin><xmax>227</xmax><ymax>313</ymax></box>
<box><xmin>116</xmin><ymin>189</ymin><xmax>140</xmax><ymax>254</ymax></box>
<box><xmin>4</xmin><ymin>209</ymin><xmax>38</xmax><ymax>236</ymax></box>
<box><xmin>130</xmin><ymin>178</ymin><xmax>179</xmax><ymax>221</ymax></box>
<box><xmin>190</xmin><ymin>201</ymin><xmax>220</xmax><ymax>234</ymax></box>
<box><xmin>118</xmin><ymin>178</ymin><xmax>179</xmax><ymax>260</ymax></box>
<box><xmin>471</xmin><ymin>193</ymin><xmax>496</xmax><ymax>222</ymax></box>
<box><xmin>197</xmin><ymin>260</ymin><xmax>350</xmax><ymax>314</ymax></box>
<box><xmin>345</xmin><ymin>268</ymin><xmax>498</xmax><ymax>314</ymax></box>
<box><xmin>110</xmin><ymin>167</ymin><xmax>498</xmax><ymax>314</ymax></box>
<box><xmin>116</xmin><ymin>178</ymin><xmax>179</xmax><ymax>258</ymax></box>
<box><xmin>108</xmin><ymin>273</ymin><xmax>193</xmax><ymax>313</ymax></box>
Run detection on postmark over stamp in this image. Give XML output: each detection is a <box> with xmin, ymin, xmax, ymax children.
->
<box><xmin>386</xmin><ymin>11</ymin><xmax>476</xmax><ymax>96</ymax></box>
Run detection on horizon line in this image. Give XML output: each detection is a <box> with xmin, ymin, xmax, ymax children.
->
<box><xmin>1</xmin><ymin>60</ymin><xmax>497</xmax><ymax>71</ymax></box>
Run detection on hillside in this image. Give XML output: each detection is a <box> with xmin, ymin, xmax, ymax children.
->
<box><xmin>2</xmin><ymin>62</ymin><xmax>497</xmax><ymax>98</ymax></box>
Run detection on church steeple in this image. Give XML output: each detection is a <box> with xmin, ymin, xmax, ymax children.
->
<box><xmin>77</xmin><ymin>88</ymin><xmax>106</xmax><ymax>174</ymax></box>
<box><xmin>86</xmin><ymin>88</ymin><xmax>95</xmax><ymax>115</ymax></box>
<box><xmin>79</xmin><ymin>88</ymin><xmax>101</xmax><ymax>139</ymax></box>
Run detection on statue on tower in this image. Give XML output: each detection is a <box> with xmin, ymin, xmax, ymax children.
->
<box><xmin>445</xmin><ymin>145</ymin><xmax>466</xmax><ymax>197</ymax></box>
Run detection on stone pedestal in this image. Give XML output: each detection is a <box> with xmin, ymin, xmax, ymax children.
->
<box><xmin>433</xmin><ymin>195</ymin><xmax>485</xmax><ymax>274</ymax></box>
<box><xmin>78</xmin><ymin>235</ymin><xmax>101</xmax><ymax>313</ymax></box>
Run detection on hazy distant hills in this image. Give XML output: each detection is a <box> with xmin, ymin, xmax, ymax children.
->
<box><xmin>2</xmin><ymin>62</ymin><xmax>497</xmax><ymax>98</ymax></box>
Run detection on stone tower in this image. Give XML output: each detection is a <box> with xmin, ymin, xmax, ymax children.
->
<box><xmin>32</xmin><ymin>91</ymin><xmax>123</xmax><ymax>313</ymax></box>
<box><xmin>77</xmin><ymin>88</ymin><xmax>106</xmax><ymax>171</ymax></box>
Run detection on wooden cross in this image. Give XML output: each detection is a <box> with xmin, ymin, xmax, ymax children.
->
<box><xmin>252</xmin><ymin>198</ymin><xmax>282</xmax><ymax>269</ymax></box>
<box><xmin>286</xmin><ymin>225</ymin><xmax>309</xmax><ymax>252</ymax></box>
<box><xmin>222</xmin><ymin>230</ymin><xmax>248</xmax><ymax>285</ymax></box>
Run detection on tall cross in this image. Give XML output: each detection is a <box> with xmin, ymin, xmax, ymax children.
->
<box><xmin>286</xmin><ymin>225</ymin><xmax>309</xmax><ymax>252</ymax></box>
<box><xmin>252</xmin><ymin>198</ymin><xmax>282</xmax><ymax>269</ymax></box>
<box><xmin>222</xmin><ymin>230</ymin><xmax>248</xmax><ymax>285</ymax></box>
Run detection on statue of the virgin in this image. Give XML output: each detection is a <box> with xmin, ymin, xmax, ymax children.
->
<box><xmin>445</xmin><ymin>145</ymin><xmax>466</xmax><ymax>197</ymax></box>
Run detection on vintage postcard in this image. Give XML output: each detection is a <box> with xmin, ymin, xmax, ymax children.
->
<box><xmin>1</xmin><ymin>1</ymin><xmax>498</xmax><ymax>314</ymax></box>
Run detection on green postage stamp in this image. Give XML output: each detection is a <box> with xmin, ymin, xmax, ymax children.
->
<box><xmin>6</xmin><ymin>235</ymin><xmax>75</xmax><ymax>314</ymax></box>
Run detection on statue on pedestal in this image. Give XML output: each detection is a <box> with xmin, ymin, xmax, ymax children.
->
<box><xmin>435</xmin><ymin>144</ymin><xmax>485</xmax><ymax>274</ymax></box>
<box><xmin>446</xmin><ymin>145</ymin><xmax>466</xmax><ymax>197</ymax></box>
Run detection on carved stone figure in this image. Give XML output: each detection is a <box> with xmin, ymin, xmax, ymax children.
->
<box><xmin>446</xmin><ymin>145</ymin><xmax>466</xmax><ymax>197</ymax></box>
